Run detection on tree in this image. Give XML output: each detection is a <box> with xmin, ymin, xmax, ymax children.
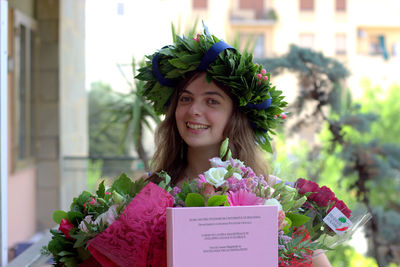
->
<box><xmin>89</xmin><ymin>81</ymin><xmax>130</xmax><ymax>157</ymax></box>
<box><xmin>103</xmin><ymin>58</ymin><xmax>161</xmax><ymax>171</ymax></box>
<box><xmin>258</xmin><ymin>45</ymin><xmax>400</xmax><ymax>266</ymax></box>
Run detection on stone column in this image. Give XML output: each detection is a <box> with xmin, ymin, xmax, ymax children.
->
<box><xmin>59</xmin><ymin>0</ymin><xmax>87</xmax><ymax>211</ymax></box>
<box><xmin>34</xmin><ymin>0</ymin><xmax>61</xmax><ymax>229</ymax></box>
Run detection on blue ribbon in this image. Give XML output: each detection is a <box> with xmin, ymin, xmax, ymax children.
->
<box><xmin>246</xmin><ymin>98</ymin><xmax>271</xmax><ymax>110</ymax></box>
<box><xmin>246</xmin><ymin>92</ymin><xmax>272</xmax><ymax>110</ymax></box>
<box><xmin>152</xmin><ymin>41</ymin><xmax>234</xmax><ymax>86</ymax></box>
<box><xmin>197</xmin><ymin>41</ymin><xmax>235</xmax><ymax>71</ymax></box>
<box><xmin>152</xmin><ymin>53</ymin><xmax>177</xmax><ymax>87</ymax></box>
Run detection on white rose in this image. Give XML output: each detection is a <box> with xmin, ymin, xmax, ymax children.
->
<box><xmin>209</xmin><ymin>157</ymin><xmax>228</xmax><ymax>168</ymax></box>
<box><xmin>264</xmin><ymin>198</ymin><xmax>282</xmax><ymax>212</ymax></box>
<box><xmin>79</xmin><ymin>215</ymin><xmax>93</xmax><ymax>233</ymax></box>
<box><xmin>232</xmin><ymin>172</ymin><xmax>242</xmax><ymax>180</ymax></box>
<box><xmin>204</xmin><ymin>167</ymin><xmax>228</xmax><ymax>187</ymax></box>
<box><xmin>94</xmin><ymin>205</ymin><xmax>118</xmax><ymax>226</ymax></box>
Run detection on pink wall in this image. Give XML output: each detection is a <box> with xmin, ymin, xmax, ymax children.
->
<box><xmin>8</xmin><ymin>166</ymin><xmax>36</xmax><ymax>248</ymax></box>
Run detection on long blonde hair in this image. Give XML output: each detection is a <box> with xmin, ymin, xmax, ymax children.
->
<box><xmin>149</xmin><ymin>72</ymin><xmax>269</xmax><ymax>185</ymax></box>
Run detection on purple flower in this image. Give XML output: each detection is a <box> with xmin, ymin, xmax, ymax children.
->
<box><xmin>172</xmin><ymin>186</ymin><xmax>181</xmax><ymax>196</ymax></box>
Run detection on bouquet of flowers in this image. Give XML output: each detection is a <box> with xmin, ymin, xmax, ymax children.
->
<box><xmin>42</xmin><ymin>139</ymin><xmax>370</xmax><ymax>266</ymax></box>
<box><xmin>42</xmin><ymin>174</ymin><xmax>175</xmax><ymax>266</ymax></box>
<box><xmin>169</xmin><ymin>138</ymin><xmax>369</xmax><ymax>266</ymax></box>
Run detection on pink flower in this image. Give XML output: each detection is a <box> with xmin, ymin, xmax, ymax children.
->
<box><xmin>263</xmin><ymin>75</ymin><xmax>268</xmax><ymax>81</ymax></box>
<box><xmin>105</xmin><ymin>192</ymin><xmax>111</xmax><ymax>195</ymax></box>
<box><xmin>278</xmin><ymin>210</ymin><xmax>287</xmax><ymax>230</ymax></box>
<box><xmin>59</xmin><ymin>218</ymin><xmax>74</xmax><ymax>239</ymax></box>
<box><xmin>227</xmin><ymin>189</ymin><xmax>263</xmax><ymax>206</ymax></box>
<box><xmin>193</xmin><ymin>34</ymin><xmax>201</xmax><ymax>43</ymax></box>
<box><xmin>261</xmin><ymin>69</ymin><xmax>267</xmax><ymax>75</ymax></box>
<box><xmin>196</xmin><ymin>174</ymin><xmax>207</xmax><ymax>188</ymax></box>
<box><xmin>203</xmin><ymin>184</ymin><xmax>216</xmax><ymax>195</ymax></box>
<box><xmin>256</xmin><ymin>73</ymin><xmax>262</xmax><ymax>80</ymax></box>
<box><xmin>89</xmin><ymin>197</ymin><xmax>96</xmax><ymax>205</ymax></box>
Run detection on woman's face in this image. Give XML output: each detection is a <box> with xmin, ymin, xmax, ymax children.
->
<box><xmin>175</xmin><ymin>73</ymin><xmax>233</xmax><ymax>151</ymax></box>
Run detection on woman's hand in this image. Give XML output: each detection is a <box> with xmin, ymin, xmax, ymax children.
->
<box><xmin>312</xmin><ymin>250</ymin><xmax>332</xmax><ymax>267</ymax></box>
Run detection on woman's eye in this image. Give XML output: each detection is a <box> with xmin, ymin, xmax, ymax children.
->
<box><xmin>179</xmin><ymin>96</ymin><xmax>191</xmax><ymax>103</ymax></box>
<box><xmin>207</xmin><ymin>99</ymin><xmax>219</xmax><ymax>105</ymax></box>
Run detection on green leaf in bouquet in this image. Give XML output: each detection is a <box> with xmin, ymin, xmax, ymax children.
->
<box><xmin>157</xmin><ymin>171</ymin><xmax>173</xmax><ymax>192</ymax></box>
<box><xmin>53</xmin><ymin>210</ymin><xmax>68</xmax><ymax>224</ymax></box>
<box><xmin>50</xmin><ymin>228</ymin><xmax>63</xmax><ymax>236</ymax></box>
<box><xmin>292</xmin><ymin>196</ymin><xmax>307</xmax><ymax>210</ymax></box>
<box><xmin>112</xmin><ymin>191</ymin><xmax>125</xmax><ymax>205</ymax></box>
<box><xmin>96</xmin><ymin>180</ymin><xmax>106</xmax><ymax>198</ymax></box>
<box><xmin>76</xmin><ymin>246</ymin><xmax>92</xmax><ymax>261</ymax></box>
<box><xmin>282</xmin><ymin>217</ymin><xmax>292</xmax><ymax>234</ymax></box>
<box><xmin>226</xmin><ymin>149</ymin><xmax>232</xmax><ymax>160</ymax></box>
<box><xmin>130</xmin><ymin>177</ymin><xmax>149</xmax><ymax>197</ymax></box>
<box><xmin>219</xmin><ymin>137</ymin><xmax>229</xmax><ymax>158</ymax></box>
<box><xmin>67</xmin><ymin>211</ymin><xmax>84</xmax><ymax>225</ymax></box>
<box><xmin>70</xmin><ymin>191</ymin><xmax>92</xmax><ymax>211</ymax></box>
<box><xmin>72</xmin><ymin>231</ymin><xmax>91</xmax><ymax>248</ymax></box>
<box><xmin>157</xmin><ymin>170</ymin><xmax>171</xmax><ymax>185</ymax></box>
<box><xmin>58</xmin><ymin>250</ymin><xmax>75</xmax><ymax>256</ymax></box>
<box><xmin>282</xmin><ymin>200</ymin><xmax>296</xmax><ymax>212</ymax></box>
<box><xmin>185</xmin><ymin>193</ymin><xmax>206</xmax><ymax>207</ymax></box>
<box><xmin>286</xmin><ymin>213</ymin><xmax>310</xmax><ymax>227</ymax></box>
<box><xmin>208</xmin><ymin>195</ymin><xmax>229</xmax><ymax>206</ymax></box>
<box><xmin>59</xmin><ymin>256</ymin><xmax>78</xmax><ymax>266</ymax></box>
<box><xmin>111</xmin><ymin>173</ymin><xmax>133</xmax><ymax>195</ymax></box>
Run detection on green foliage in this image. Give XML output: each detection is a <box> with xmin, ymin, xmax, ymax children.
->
<box><xmin>42</xmin><ymin>173</ymin><xmax>149</xmax><ymax>265</ymax></box>
<box><xmin>326</xmin><ymin>245</ymin><xmax>378</xmax><ymax>267</ymax></box>
<box><xmin>88</xmin><ymin>82</ymin><xmax>130</xmax><ymax>157</ymax></box>
<box><xmin>261</xmin><ymin>43</ymin><xmax>400</xmax><ymax>265</ymax></box>
<box><xmin>185</xmin><ymin>193</ymin><xmax>206</xmax><ymax>207</ymax></box>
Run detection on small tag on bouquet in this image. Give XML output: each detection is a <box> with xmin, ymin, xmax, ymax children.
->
<box><xmin>323</xmin><ymin>207</ymin><xmax>353</xmax><ymax>235</ymax></box>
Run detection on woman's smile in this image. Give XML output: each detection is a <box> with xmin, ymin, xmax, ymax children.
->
<box><xmin>186</xmin><ymin>121</ymin><xmax>210</xmax><ymax>131</ymax></box>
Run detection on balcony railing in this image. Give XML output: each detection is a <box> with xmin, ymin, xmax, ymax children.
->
<box><xmin>230</xmin><ymin>8</ymin><xmax>278</xmax><ymax>25</ymax></box>
<box><xmin>7</xmin><ymin>231</ymin><xmax>52</xmax><ymax>267</ymax></box>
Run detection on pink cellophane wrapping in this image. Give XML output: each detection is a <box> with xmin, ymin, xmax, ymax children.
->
<box><xmin>88</xmin><ymin>182</ymin><xmax>174</xmax><ymax>267</ymax></box>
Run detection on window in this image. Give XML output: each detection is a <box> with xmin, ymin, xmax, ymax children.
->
<box><xmin>12</xmin><ymin>10</ymin><xmax>37</xmax><ymax>168</ymax></box>
<box><xmin>300</xmin><ymin>0</ymin><xmax>314</xmax><ymax>11</ymax></box>
<box><xmin>239</xmin><ymin>0</ymin><xmax>263</xmax><ymax>9</ymax></box>
<box><xmin>335</xmin><ymin>34</ymin><xmax>347</xmax><ymax>55</ymax></box>
<box><xmin>193</xmin><ymin>0</ymin><xmax>207</xmax><ymax>9</ymax></box>
<box><xmin>299</xmin><ymin>33</ymin><xmax>315</xmax><ymax>49</ymax></box>
<box><xmin>117</xmin><ymin>3</ymin><xmax>124</xmax><ymax>15</ymax></box>
<box><xmin>239</xmin><ymin>0</ymin><xmax>264</xmax><ymax>18</ymax></box>
<box><xmin>335</xmin><ymin>0</ymin><xmax>346</xmax><ymax>12</ymax></box>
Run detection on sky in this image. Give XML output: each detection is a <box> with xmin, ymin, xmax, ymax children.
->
<box><xmin>85</xmin><ymin>0</ymin><xmax>190</xmax><ymax>92</ymax></box>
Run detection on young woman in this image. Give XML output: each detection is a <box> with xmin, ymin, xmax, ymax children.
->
<box><xmin>137</xmin><ymin>27</ymin><xmax>331</xmax><ymax>267</ymax></box>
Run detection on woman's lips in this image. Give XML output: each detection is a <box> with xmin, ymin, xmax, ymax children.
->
<box><xmin>186</xmin><ymin>122</ymin><xmax>209</xmax><ymax>130</ymax></box>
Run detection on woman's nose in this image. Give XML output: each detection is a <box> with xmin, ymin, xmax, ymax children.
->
<box><xmin>188</xmin><ymin>101</ymin><xmax>202</xmax><ymax>116</ymax></box>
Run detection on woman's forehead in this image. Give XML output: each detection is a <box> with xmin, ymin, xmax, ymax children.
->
<box><xmin>184</xmin><ymin>74</ymin><xmax>229</xmax><ymax>97</ymax></box>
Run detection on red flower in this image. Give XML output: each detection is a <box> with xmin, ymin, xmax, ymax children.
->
<box><xmin>295</xmin><ymin>178</ymin><xmax>319</xmax><ymax>195</ymax></box>
<box><xmin>309</xmin><ymin>186</ymin><xmax>335</xmax><ymax>207</ymax></box>
<box><xmin>59</xmin><ymin>218</ymin><xmax>74</xmax><ymax>239</ymax></box>
<box><xmin>329</xmin><ymin>200</ymin><xmax>352</xmax><ymax>218</ymax></box>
